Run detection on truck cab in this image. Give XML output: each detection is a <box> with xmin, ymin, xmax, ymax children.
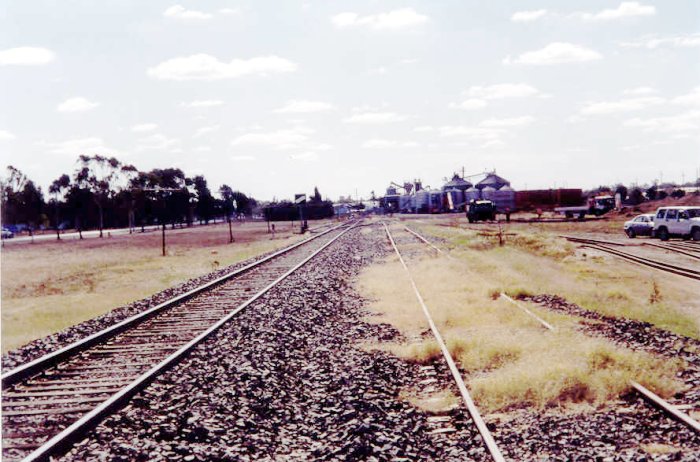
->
<box><xmin>466</xmin><ymin>200</ymin><xmax>496</xmax><ymax>223</ymax></box>
<box><xmin>653</xmin><ymin>206</ymin><xmax>700</xmax><ymax>241</ymax></box>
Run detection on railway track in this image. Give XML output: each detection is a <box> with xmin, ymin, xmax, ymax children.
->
<box><xmin>400</xmin><ymin>224</ymin><xmax>700</xmax><ymax>436</ymax></box>
<box><xmin>383</xmin><ymin>223</ymin><xmax>506</xmax><ymax>462</ymax></box>
<box><xmin>563</xmin><ymin>236</ymin><xmax>700</xmax><ymax>281</ymax></box>
<box><xmin>643</xmin><ymin>242</ymin><xmax>700</xmax><ymax>260</ymax></box>
<box><xmin>1</xmin><ymin>222</ymin><xmax>357</xmax><ymax>462</ymax></box>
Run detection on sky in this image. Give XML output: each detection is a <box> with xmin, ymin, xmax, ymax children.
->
<box><xmin>1</xmin><ymin>1</ymin><xmax>699</xmax><ymax>201</ymax></box>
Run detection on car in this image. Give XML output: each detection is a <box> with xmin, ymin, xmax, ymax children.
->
<box><xmin>1</xmin><ymin>227</ymin><xmax>14</xmax><ymax>239</ymax></box>
<box><xmin>623</xmin><ymin>213</ymin><xmax>655</xmax><ymax>238</ymax></box>
<box><xmin>653</xmin><ymin>206</ymin><xmax>700</xmax><ymax>241</ymax></box>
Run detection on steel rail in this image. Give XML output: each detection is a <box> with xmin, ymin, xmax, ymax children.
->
<box><xmin>19</xmin><ymin>222</ymin><xmax>358</xmax><ymax>462</ymax></box>
<box><xmin>2</xmin><ymin>223</ymin><xmax>347</xmax><ymax>388</ymax></box>
<box><xmin>383</xmin><ymin>223</ymin><xmax>506</xmax><ymax>462</ymax></box>
<box><xmin>580</xmin><ymin>243</ymin><xmax>700</xmax><ymax>281</ymax></box>
<box><xmin>404</xmin><ymin>224</ymin><xmax>700</xmax><ymax>435</ymax></box>
<box><xmin>643</xmin><ymin>242</ymin><xmax>700</xmax><ymax>260</ymax></box>
<box><xmin>404</xmin><ymin>226</ymin><xmax>556</xmax><ymax>331</ymax></box>
<box><xmin>562</xmin><ymin>236</ymin><xmax>700</xmax><ymax>280</ymax></box>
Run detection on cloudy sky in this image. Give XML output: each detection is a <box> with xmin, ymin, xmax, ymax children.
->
<box><xmin>1</xmin><ymin>1</ymin><xmax>698</xmax><ymax>201</ymax></box>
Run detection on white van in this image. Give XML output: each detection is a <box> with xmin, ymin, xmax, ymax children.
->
<box><xmin>653</xmin><ymin>206</ymin><xmax>700</xmax><ymax>241</ymax></box>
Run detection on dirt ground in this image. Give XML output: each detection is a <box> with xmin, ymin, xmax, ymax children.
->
<box><xmin>1</xmin><ymin>219</ymin><xmax>336</xmax><ymax>352</ymax></box>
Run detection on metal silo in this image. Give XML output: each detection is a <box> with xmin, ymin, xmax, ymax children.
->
<box><xmin>465</xmin><ymin>187</ymin><xmax>480</xmax><ymax>202</ymax></box>
<box><xmin>493</xmin><ymin>185</ymin><xmax>516</xmax><ymax>212</ymax></box>
<box><xmin>414</xmin><ymin>189</ymin><xmax>430</xmax><ymax>213</ymax></box>
<box><xmin>481</xmin><ymin>186</ymin><xmax>497</xmax><ymax>202</ymax></box>
<box><xmin>476</xmin><ymin>172</ymin><xmax>511</xmax><ymax>191</ymax></box>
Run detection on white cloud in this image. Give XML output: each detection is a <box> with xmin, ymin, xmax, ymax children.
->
<box><xmin>57</xmin><ymin>97</ymin><xmax>99</xmax><ymax>113</ymax></box>
<box><xmin>0</xmin><ymin>130</ymin><xmax>16</xmax><ymax>141</ymax></box>
<box><xmin>452</xmin><ymin>83</ymin><xmax>545</xmax><ymax>110</ymax></box>
<box><xmin>478</xmin><ymin>116</ymin><xmax>535</xmax><ymax>128</ymax></box>
<box><xmin>232</xmin><ymin>155</ymin><xmax>255</xmax><ymax>161</ymax></box>
<box><xmin>578</xmin><ymin>2</ymin><xmax>655</xmax><ymax>21</ymax></box>
<box><xmin>624</xmin><ymin>111</ymin><xmax>700</xmax><ymax>133</ymax></box>
<box><xmin>131</xmin><ymin>123</ymin><xmax>158</xmax><ymax>132</ymax></box>
<box><xmin>451</xmin><ymin>99</ymin><xmax>487</xmax><ymax>110</ymax></box>
<box><xmin>289</xmin><ymin>151</ymin><xmax>319</xmax><ymax>161</ymax></box>
<box><xmin>42</xmin><ymin>137</ymin><xmax>118</xmax><ymax>156</ymax></box>
<box><xmin>620</xmin><ymin>33</ymin><xmax>700</xmax><ymax>49</ymax></box>
<box><xmin>331</xmin><ymin>8</ymin><xmax>428</xmax><ymax>30</ymax></box>
<box><xmin>504</xmin><ymin>42</ymin><xmax>602</xmax><ymax>65</ymax></box>
<box><xmin>148</xmin><ymin>54</ymin><xmax>298</xmax><ymax>81</ymax></box>
<box><xmin>195</xmin><ymin>146</ymin><xmax>212</xmax><ymax>152</ymax></box>
<box><xmin>273</xmin><ymin>100</ymin><xmax>334</xmax><ymax>113</ymax></box>
<box><xmin>231</xmin><ymin>127</ymin><xmax>313</xmax><ymax>150</ymax></box>
<box><xmin>413</xmin><ymin>125</ymin><xmax>434</xmax><ymax>132</ymax></box>
<box><xmin>362</xmin><ymin>139</ymin><xmax>419</xmax><ymax>149</ymax></box>
<box><xmin>343</xmin><ymin>111</ymin><xmax>407</xmax><ymax>124</ymax></box>
<box><xmin>438</xmin><ymin>126</ymin><xmax>502</xmax><ymax>140</ymax></box>
<box><xmin>511</xmin><ymin>10</ymin><xmax>547</xmax><ymax>23</ymax></box>
<box><xmin>623</xmin><ymin>86</ymin><xmax>655</xmax><ymax>95</ymax></box>
<box><xmin>180</xmin><ymin>100</ymin><xmax>224</xmax><ymax>108</ymax></box>
<box><xmin>135</xmin><ymin>133</ymin><xmax>181</xmax><ymax>152</ymax></box>
<box><xmin>0</xmin><ymin>47</ymin><xmax>55</xmax><ymax>66</ymax></box>
<box><xmin>480</xmin><ymin>139</ymin><xmax>506</xmax><ymax>149</ymax></box>
<box><xmin>673</xmin><ymin>87</ymin><xmax>700</xmax><ymax>107</ymax></box>
<box><xmin>194</xmin><ymin>125</ymin><xmax>221</xmax><ymax>137</ymax></box>
<box><xmin>219</xmin><ymin>8</ymin><xmax>239</xmax><ymax>15</ymax></box>
<box><xmin>466</xmin><ymin>83</ymin><xmax>545</xmax><ymax>100</ymax></box>
<box><xmin>580</xmin><ymin>97</ymin><xmax>665</xmax><ymax>115</ymax></box>
<box><xmin>164</xmin><ymin>5</ymin><xmax>212</xmax><ymax>20</ymax></box>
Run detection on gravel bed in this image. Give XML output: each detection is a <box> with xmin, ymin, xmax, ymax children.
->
<box><xmin>58</xmin><ymin>225</ymin><xmax>489</xmax><ymax>461</ymax></box>
<box><xmin>492</xmin><ymin>395</ymin><xmax>700</xmax><ymax>461</ymax></box>
<box><xmin>2</xmin><ymin>236</ymin><xmax>315</xmax><ymax>370</ymax></box>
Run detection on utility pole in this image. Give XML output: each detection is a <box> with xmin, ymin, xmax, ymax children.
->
<box><xmin>140</xmin><ymin>187</ymin><xmax>181</xmax><ymax>257</ymax></box>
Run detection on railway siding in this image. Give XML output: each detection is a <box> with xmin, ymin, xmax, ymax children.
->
<box><xmin>55</xmin><ymin>225</ymin><xmax>490</xmax><ymax>461</ymax></box>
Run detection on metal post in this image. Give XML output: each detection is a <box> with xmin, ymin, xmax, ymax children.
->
<box><xmin>161</xmin><ymin>223</ymin><xmax>166</xmax><ymax>256</ymax></box>
<box><xmin>228</xmin><ymin>217</ymin><xmax>234</xmax><ymax>243</ymax></box>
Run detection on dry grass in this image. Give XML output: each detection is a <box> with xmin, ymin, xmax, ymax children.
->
<box><xmin>357</xmin><ymin>246</ymin><xmax>683</xmax><ymax>412</ymax></box>
<box><xmin>1</xmin><ymin>220</ymin><xmax>334</xmax><ymax>352</ymax></box>
<box><xmin>418</xmin><ymin>223</ymin><xmax>700</xmax><ymax>339</ymax></box>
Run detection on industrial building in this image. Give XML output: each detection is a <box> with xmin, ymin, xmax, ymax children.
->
<box><xmin>381</xmin><ymin>171</ymin><xmax>583</xmax><ymax>217</ymax></box>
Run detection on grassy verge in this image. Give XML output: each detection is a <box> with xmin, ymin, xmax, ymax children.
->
<box><xmin>418</xmin><ymin>223</ymin><xmax>700</xmax><ymax>339</ymax></box>
<box><xmin>1</xmin><ymin>221</ymin><xmax>328</xmax><ymax>352</ymax></box>
<box><xmin>356</xmin><ymin>229</ymin><xmax>684</xmax><ymax>412</ymax></box>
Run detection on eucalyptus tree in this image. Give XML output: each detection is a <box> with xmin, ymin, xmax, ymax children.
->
<box><xmin>75</xmin><ymin>155</ymin><xmax>127</xmax><ymax>237</ymax></box>
<box><xmin>48</xmin><ymin>174</ymin><xmax>70</xmax><ymax>239</ymax></box>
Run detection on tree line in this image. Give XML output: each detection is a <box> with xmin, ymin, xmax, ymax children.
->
<box><xmin>1</xmin><ymin>155</ymin><xmax>257</xmax><ymax>238</ymax></box>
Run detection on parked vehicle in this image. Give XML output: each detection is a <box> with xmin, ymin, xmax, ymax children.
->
<box><xmin>554</xmin><ymin>195</ymin><xmax>615</xmax><ymax>219</ymax></box>
<box><xmin>466</xmin><ymin>200</ymin><xmax>496</xmax><ymax>223</ymax></box>
<box><xmin>623</xmin><ymin>214</ymin><xmax>655</xmax><ymax>238</ymax></box>
<box><xmin>653</xmin><ymin>206</ymin><xmax>700</xmax><ymax>241</ymax></box>
<box><xmin>1</xmin><ymin>227</ymin><xmax>14</xmax><ymax>239</ymax></box>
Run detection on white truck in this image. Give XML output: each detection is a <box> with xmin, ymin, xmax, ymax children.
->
<box><xmin>652</xmin><ymin>206</ymin><xmax>700</xmax><ymax>241</ymax></box>
<box><xmin>554</xmin><ymin>195</ymin><xmax>615</xmax><ymax>220</ymax></box>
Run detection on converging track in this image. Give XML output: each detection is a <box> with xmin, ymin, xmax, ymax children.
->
<box><xmin>2</xmin><ymin>222</ymin><xmax>356</xmax><ymax>462</ymax></box>
<box><xmin>401</xmin><ymin>224</ymin><xmax>700</xmax><ymax>437</ymax></box>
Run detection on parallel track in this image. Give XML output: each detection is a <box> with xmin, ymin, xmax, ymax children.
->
<box><xmin>563</xmin><ymin>236</ymin><xmax>700</xmax><ymax>281</ymax></box>
<box><xmin>384</xmin><ymin>224</ymin><xmax>506</xmax><ymax>462</ymax></box>
<box><xmin>2</xmin><ymin>222</ymin><xmax>356</xmax><ymax>462</ymax></box>
<box><xmin>401</xmin><ymin>224</ymin><xmax>700</xmax><ymax>436</ymax></box>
